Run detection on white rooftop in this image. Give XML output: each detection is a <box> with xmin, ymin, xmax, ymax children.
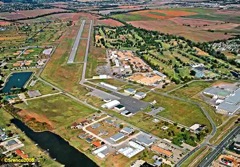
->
<box><xmin>190</xmin><ymin>124</ymin><xmax>201</xmax><ymax>131</ymax></box>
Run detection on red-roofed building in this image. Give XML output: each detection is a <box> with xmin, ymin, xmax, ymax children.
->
<box><xmin>15</xmin><ymin>149</ymin><xmax>28</xmax><ymax>159</ymax></box>
<box><xmin>92</xmin><ymin>141</ymin><xmax>102</xmax><ymax>148</ymax></box>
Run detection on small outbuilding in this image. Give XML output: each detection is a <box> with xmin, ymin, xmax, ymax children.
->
<box><xmin>114</xmin><ymin>104</ymin><xmax>126</xmax><ymax>112</ymax></box>
<box><xmin>124</xmin><ymin>88</ymin><xmax>136</xmax><ymax>95</ymax></box>
<box><xmin>189</xmin><ymin>124</ymin><xmax>204</xmax><ymax>133</ymax></box>
<box><xmin>101</xmin><ymin>100</ymin><xmax>120</xmax><ymax>109</ymax></box>
<box><xmin>27</xmin><ymin>90</ymin><xmax>41</xmax><ymax>98</ymax></box>
<box><xmin>134</xmin><ymin>92</ymin><xmax>147</xmax><ymax>99</ymax></box>
<box><xmin>120</xmin><ymin>127</ymin><xmax>134</xmax><ymax>135</ymax></box>
<box><xmin>110</xmin><ymin>133</ymin><xmax>125</xmax><ymax>142</ymax></box>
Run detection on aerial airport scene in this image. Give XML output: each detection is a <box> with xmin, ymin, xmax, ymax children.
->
<box><xmin>0</xmin><ymin>0</ymin><xmax>239</xmax><ymax>167</ymax></box>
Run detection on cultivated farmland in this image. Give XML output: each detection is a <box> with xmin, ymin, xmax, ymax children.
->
<box><xmin>112</xmin><ymin>8</ymin><xmax>240</xmax><ymax>42</ymax></box>
<box><xmin>0</xmin><ymin>8</ymin><xmax>68</xmax><ymax>20</ymax></box>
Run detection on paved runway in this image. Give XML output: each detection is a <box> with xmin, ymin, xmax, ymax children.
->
<box><xmin>67</xmin><ymin>20</ymin><xmax>86</xmax><ymax>64</ymax></box>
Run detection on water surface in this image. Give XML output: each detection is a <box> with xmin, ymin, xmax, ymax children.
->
<box><xmin>11</xmin><ymin>119</ymin><xmax>98</xmax><ymax>167</ymax></box>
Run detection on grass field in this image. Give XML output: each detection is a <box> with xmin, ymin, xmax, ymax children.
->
<box><xmin>143</xmin><ymin>93</ymin><xmax>211</xmax><ymax>128</ymax></box>
<box><xmin>113</xmin><ymin>13</ymin><xmax>154</xmax><ymax>21</ymax></box>
<box><xmin>15</xmin><ymin>94</ymin><xmax>96</xmax><ymax>129</ymax></box>
<box><xmin>169</xmin><ymin>80</ymin><xmax>235</xmax><ymax>126</ymax></box>
<box><xmin>41</xmin><ymin>22</ymin><xmax>90</xmax><ymax>98</ymax></box>
<box><xmin>170</xmin><ymin>81</ymin><xmax>213</xmax><ymax>98</ymax></box>
<box><xmin>86</xmin><ymin>35</ymin><xmax>107</xmax><ymax>78</ymax></box>
<box><xmin>181</xmin><ymin>8</ymin><xmax>240</xmax><ymax>23</ymax></box>
<box><xmin>29</xmin><ymin>80</ymin><xmax>59</xmax><ymax>95</ymax></box>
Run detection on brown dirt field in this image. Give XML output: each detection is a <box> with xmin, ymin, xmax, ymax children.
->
<box><xmin>81</xmin><ymin>23</ymin><xmax>90</xmax><ymax>38</ymax></box>
<box><xmin>0</xmin><ymin>36</ymin><xmax>24</xmax><ymax>41</ymax></box>
<box><xmin>104</xmin><ymin>154</ymin><xmax>131</xmax><ymax>167</ymax></box>
<box><xmin>201</xmin><ymin>23</ymin><xmax>240</xmax><ymax>30</ymax></box>
<box><xmin>0</xmin><ymin>8</ymin><xmax>67</xmax><ymax>20</ymax></box>
<box><xmin>222</xmin><ymin>51</ymin><xmax>236</xmax><ymax>59</ymax></box>
<box><xmin>0</xmin><ymin>21</ymin><xmax>11</xmax><ymax>26</ymax></box>
<box><xmin>95</xmin><ymin>35</ymin><xmax>102</xmax><ymax>41</ymax></box>
<box><xmin>49</xmin><ymin>2</ymin><xmax>69</xmax><ymax>8</ymax></box>
<box><xmin>212</xmin><ymin>81</ymin><xmax>235</xmax><ymax>87</ymax></box>
<box><xmin>27</xmin><ymin>49</ymin><xmax>34</xmax><ymax>52</ymax></box>
<box><xmin>49</xmin><ymin>12</ymin><xmax>98</xmax><ymax>23</ymax></box>
<box><xmin>86</xmin><ymin>120</ymin><xmax>120</xmax><ymax>139</ymax></box>
<box><xmin>215</xmin><ymin>9</ymin><xmax>240</xmax><ymax>16</ymax></box>
<box><xmin>118</xmin><ymin>5</ymin><xmax>142</xmax><ymax>9</ymax></box>
<box><xmin>18</xmin><ymin>110</ymin><xmax>54</xmax><ymax>129</ymax></box>
<box><xmin>131</xmin><ymin>9</ymin><xmax>196</xmax><ymax>20</ymax></box>
<box><xmin>128</xmin><ymin>20</ymin><xmax>232</xmax><ymax>42</ymax></box>
<box><xmin>97</xmin><ymin>19</ymin><xmax>124</xmax><ymax>27</ymax></box>
<box><xmin>170</xmin><ymin>17</ymin><xmax>223</xmax><ymax>27</ymax></box>
<box><xmin>194</xmin><ymin>47</ymin><xmax>209</xmax><ymax>56</ymax></box>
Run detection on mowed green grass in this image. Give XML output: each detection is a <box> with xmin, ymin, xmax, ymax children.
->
<box><xmin>175</xmin><ymin>8</ymin><xmax>240</xmax><ymax>23</ymax></box>
<box><xmin>112</xmin><ymin>8</ymin><xmax>240</xmax><ymax>23</ymax></box>
<box><xmin>186</xmin><ymin>14</ymin><xmax>240</xmax><ymax>23</ymax></box>
<box><xmin>170</xmin><ymin>81</ymin><xmax>213</xmax><ymax>98</ymax></box>
<box><xmin>41</xmin><ymin>27</ymin><xmax>85</xmax><ymax>94</ymax></box>
<box><xmin>86</xmin><ymin>34</ymin><xmax>107</xmax><ymax>78</ymax></box>
<box><xmin>169</xmin><ymin>80</ymin><xmax>234</xmax><ymax>126</ymax></box>
<box><xmin>16</xmin><ymin>94</ymin><xmax>96</xmax><ymax>128</ymax></box>
<box><xmin>143</xmin><ymin>93</ymin><xmax>211</xmax><ymax>128</ymax></box>
<box><xmin>29</xmin><ymin>80</ymin><xmax>59</xmax><ymax>95</ymax></box>
<box><xmin>112</xmin><ymin>13</ymin><xmax>153</xmax><ymax>22</ymax></box>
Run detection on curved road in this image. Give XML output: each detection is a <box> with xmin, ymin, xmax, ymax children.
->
<box><xmin>162</xmin><ymin>92</ymin><xmax>217</xmax><ymax>167</ymax></box>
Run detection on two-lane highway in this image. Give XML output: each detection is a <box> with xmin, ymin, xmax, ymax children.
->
<box><xmin>198</xmin><ymin>126</ymin><xmax>240</xmax><ymax>167</ymax></box>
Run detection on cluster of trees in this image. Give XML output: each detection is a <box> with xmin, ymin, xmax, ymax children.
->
<box><xmin>95</xmin><ymin>25</ymin><xmax>239</xmax><ymax>84</ymax></box>
<box><xmin>172</xmin><ymin>127</ymin><xmax>208</xmax><ymax>147</ymax></box>
<box><xmin>0</xmin><ymin>1</ymin><xmax>52</xmax><ymax>12</ymax></box>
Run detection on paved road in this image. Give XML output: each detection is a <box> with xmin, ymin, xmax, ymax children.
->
<box><xmin>36</xmin><ymin>46</ymin><xmax>56</xmax><ymax>77</ymax></box>
<box><xmin>198</xmin><ymin>126</ymin><xmax>240</xmax><ymax>167</ymax></box>
<box><xmin>80</xmin><ymin>20</ymin><xmax>92</xmax><ymax>83</ymax></box>
<box><xmin>110</xmin><ymin>77</ymin><xmax>217</xmax><ymax>166</ymax></box>
<box><xmin>166</xmin><ymin>91</ymin><xmax>217</xmax><ymax>167</ymax></box>
<box><xmin>148</xmin><ymin>113</ymin><xmax>189</xmax><ymax>129</ymax></box>
<box><xmin>67</xmin><ymin>20</ymin><xmax>86</xmax><ymax>64</ymax></box>
<box><xmin>26</xmin><ymin>92</ymin><xmax>62</xmax><ymax>101</ymax></box>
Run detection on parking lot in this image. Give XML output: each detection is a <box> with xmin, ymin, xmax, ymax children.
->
<box><xmin>88</xmin><ymin>89</ymin><xmax>120</xmax><ymax>101</ymax></box>
<box><xmin>111</xmin><ymin>92</ymin><xmax>149</xmax><ymax>113</ymax></box>
<box><xmin>89</xmin><ymin>89</ymin><xmax>149</xmax><ymax>114</ymax></box>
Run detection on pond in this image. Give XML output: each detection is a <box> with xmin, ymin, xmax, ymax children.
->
<box><xmin>1</xmin><ymin>72</ymin><xmax>33</xmax><ymax>93</ymax></box>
